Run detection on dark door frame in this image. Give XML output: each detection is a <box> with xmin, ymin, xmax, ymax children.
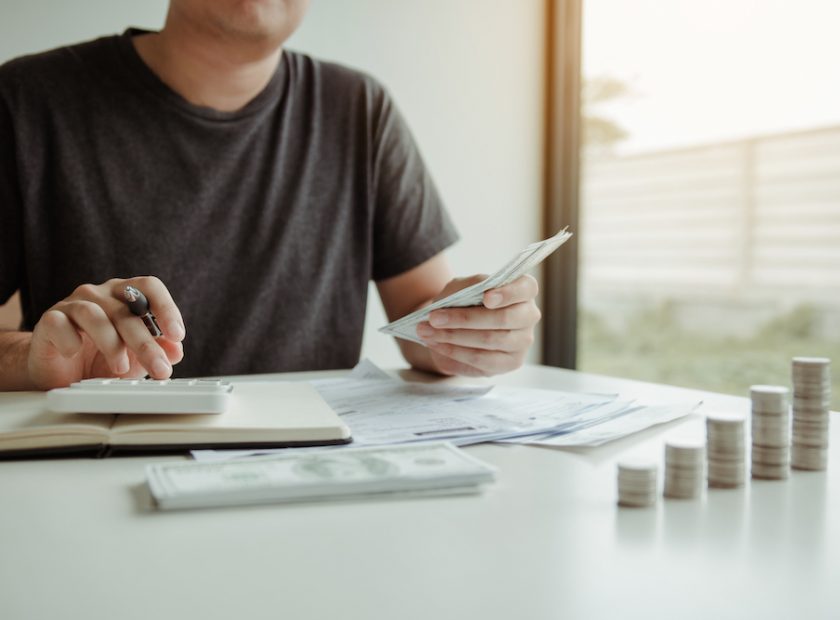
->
<box><xmin>542</xmin><ymin>0</ymin><xmax>583</xmax><ymax>369</ymax></box>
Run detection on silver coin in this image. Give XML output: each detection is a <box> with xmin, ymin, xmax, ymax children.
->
<box><xmin>751</xmin><ymin>408</ymin><xmax>789</xmax><ymax>419</ymax></box>
<box><xmin>791</xmin><ymin>369</ymin><xmax>831</xmax><ymax>379</ymax></box>
<box><xmin>751</xmin><ymin>430</ymin><xmax>790</xmax><ymax>447</ymax></box>
<box><xmin>792</xmin><ymin>356</ymin><xmax>831</xmax><ymax>366</ymax></box>
<box><xmin>751</xmin><ymin>411</ymin><xmax>790</xmax><ymax>422</ymax></box>
<box><xmin>618</xmin><ymin>488</ymin><xmax>658</xmax><ymax>498</ymax></box>
<box><xmin>618</xmin><ymin>469</ymin><xmax>659</xmax><ymax>480</ymax></box>
<box><xmin>665</xmin><ymin>466</ymin><xmax>703</xmax><ymax>477</ymax></box>
<box><xmin>751</xmin><ymin>419</ymin><xmax>790</xmax><ymax>433</ymax></box>
<box><xmin>664</xmin><ymin>485</ymin><xmax>702</xmax><ymax>499</ymax></box>
<box><xmin>751</xmin><ymin>463</ymin><xmax>790</xmax><ymax>480</ymax></box>
<box><xmin>791</xmin><ymin>445</ymin><xmax>828</xmax><ymax>471</ymax></box>
<box><xmin>792</xmin><ymin>418</ymin><xmax>830</xmax><ymax>432</ymax></box>
<box><xmin>618</xmin><ymin>497</ymin><xmax>657</xmax><ymax>508</ymax></box>
<box><xmin>706</xmin><ymin>412</ymin><xmax>747</xmax><ymax>427</ymax></box>
<box><xmin>790</xmin><ymin>434</ymin><xmax>829</xmax><ymax>448</ymax></box>
<box><xmin>665</xmin><ymin>439</ymin><xmax>705</xmax><ymax>458</ymax></box>
<box><xmin>751</xmin><ymin>445</ymin><xmax>790</xmax><ymax>464</ymax></box>
<box><xmin>618</xmin><ymin>474</ymin><xmax>658</xmax><ymax>483</ymax></box>
<box><xmin>750</xmin><ymin>386</ymin><xmax>789</xmax><ymax>409</ymax></box>
<box><xmin>792</xmin><ymin>410</ymin><xmax>830</xmax><ymax>422</ymax></box>
<box><xmin>706</xmin><ymin>452</ymin><xmax>746</xmax><ymax>463</ymax></box>
<box><xmin>793</xmin><ymin>393</ymin><xmax>831</xmax><ymax>401</ymax></box>
<box><xmin>707</xmin><ymin>432</ymin><xmax>747</xmax><ymax>442</ymax></box>
<box><xmin>617</xmin><ymin>474</ymin><xmax>658</xmax><ymax>485</ymax></box>
<box><xmin>665</xmin><ymin>460</ymin><xmax>704</xmax><ymax>470</ymax></box>
<box><xmin>708</xmin><ymin>478</ymin><xmax>745</xmax><ymax>489</ymax></box>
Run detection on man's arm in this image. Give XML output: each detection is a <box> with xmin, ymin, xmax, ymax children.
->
<box><xmin>377</xmin><ymin>253</ymin><xmax>453</xmax><ymax>374</ymax></box>
<box><xmin>377</xmin><ymin>252</ymin><xmax>541</xmax><ymax>377</ymax></box>
<box><xmin>0</xmin><ymin>277</ymin><xmax>185</xmax><ymax>391</ymax></box>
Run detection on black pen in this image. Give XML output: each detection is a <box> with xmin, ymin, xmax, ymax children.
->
<box><xmin>123</xmin><ymin>285</ymin><xmax>163</xmax><ymax>337</ymax></box>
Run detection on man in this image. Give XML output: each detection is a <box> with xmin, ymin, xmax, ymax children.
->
<box><xmin>0</xmin><ymin>0</ymin><xmax>541</xmax><ymax>391</ymax></box>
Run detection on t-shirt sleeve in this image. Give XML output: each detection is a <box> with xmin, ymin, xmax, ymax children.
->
<box><xmin>0</xmin><ymin>89</ymin><xmax>23</xmax><ymax>305</ymax></box>
<box><xmin>370</xmin><ymin>86</ymin><xmax>459</xmax><ymax>281</ymax></box>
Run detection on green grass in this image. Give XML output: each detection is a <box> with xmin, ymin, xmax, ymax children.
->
<box><xmin>578</xmin><ymin>303</ymin><xmax>840</xmax><ymax>409</ymax></box>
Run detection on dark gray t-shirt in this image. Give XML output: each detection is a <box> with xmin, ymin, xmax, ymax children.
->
<box><xmin>0</xmin><ymin>30</ymin><xmax>458</xmax><ymax>376</ymax></box>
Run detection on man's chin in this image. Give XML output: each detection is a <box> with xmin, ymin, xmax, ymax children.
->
<box><xmin>211</xmin><ymin>11</ymin><xmax>294</xmax><ymax>48</ymax></box>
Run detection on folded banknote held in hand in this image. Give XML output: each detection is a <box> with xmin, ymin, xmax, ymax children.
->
<box><xmin>147</xmin><ymin>442</ymin><xmax>496</xmax><ymax>510</ymax></box>
<box><xmin>379</xmin><ymin>228</ymin><xmax>573</xmax><ymax>345</ymax></box>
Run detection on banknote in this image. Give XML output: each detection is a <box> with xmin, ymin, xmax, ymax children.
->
<box><xmin>147</xmin><ymin>442</ymin><xmax>496</xmax><ymax>510</ymax></box>
<box><xmin>379</xmin><ymin>228</ymin><xmax>573</xmax><ymax>345</ymax></box>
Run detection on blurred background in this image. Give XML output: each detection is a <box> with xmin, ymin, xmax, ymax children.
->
<box><xmin>578</xmin><ymin>0</ymin><xmax>840</xmax><ymax>407</ymax></box>
<box><xmin>0</xmin><ymin>0</ymin><xmax>837</xmax><ymax>405</ymax></box>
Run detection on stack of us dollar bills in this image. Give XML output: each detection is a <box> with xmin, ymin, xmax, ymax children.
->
<box><xmin>146</xmin><ymin>442</ymin><xmax>496</xmax><ymax>510</ymax></box>
<box><xmin>379</xmin><ymin>228</ymin><xmax>572</xmax><ymax>345</ymax></box>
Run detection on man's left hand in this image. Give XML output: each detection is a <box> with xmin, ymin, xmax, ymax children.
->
<box><xmin>416</xmin><ymin>274</ymin><xmax>541</xmax><ymax>377</ymax></box>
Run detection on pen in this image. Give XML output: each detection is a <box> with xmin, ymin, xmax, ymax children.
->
<box><xmin>123</xmin><ymin>285</ymin><xmax>163</xmax><ymax>337</ymax></box>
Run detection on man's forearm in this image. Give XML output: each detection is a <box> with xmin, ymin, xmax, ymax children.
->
<box><xmin>0</xmin><ymin>331</ymin><xmax>36</xmax><ymax>391</ymax></box>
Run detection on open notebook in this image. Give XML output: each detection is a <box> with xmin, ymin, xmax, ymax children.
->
<box><xmin>0</xmin><ymin>382</ymin><xmax>351</xmax><ymax>458</ymax></box>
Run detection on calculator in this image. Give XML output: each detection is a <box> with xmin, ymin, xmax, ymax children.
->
<box><xmin>46</xmin><ymin>378</ymin><xmax>234</xmax><ymax>415</ymax></box>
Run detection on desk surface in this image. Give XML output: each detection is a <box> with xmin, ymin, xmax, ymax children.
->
<box><xmin>1</xmin><ymin>365</ymin><xmax>837</xmax><ymax>620</ymax></box>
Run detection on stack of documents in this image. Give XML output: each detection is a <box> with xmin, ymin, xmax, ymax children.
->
<box><xmin>380</xmin><ymin>228</ymin><xmax>573</xmax><ymax>344</ymax></box>
<box><xmin>148</xmin><ymin>442</ymin><xmax>496</xmax><ymax>510</ymax></box>
<box><xmin>191</xmin><ymin>360</ymin><xmax>700</xmax><ymax>463</ymax></box>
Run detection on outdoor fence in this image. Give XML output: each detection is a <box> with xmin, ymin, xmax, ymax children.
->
<box><xmin>580</xmin><ymin>125</ymin><xmax>840</xmax><ymax>335</ymax></box>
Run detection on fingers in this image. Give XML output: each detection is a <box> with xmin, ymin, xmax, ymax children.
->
<box><xmin>56</xmin><ymin>295</ymin><xmax>172</xmax><ymax>377</ymax></box>
<box><xmin>39</xmin><ymin>277</ymin><xmax>185</xmax><ymax>380</ymax></box>
<box><xmin>427</xmin><ymin>341</ymin><xmax>524</xmax><ymax>375</ymax></box>
<box><xmin>37</xmin><ymin>310</ymin><xmax>84</xmax><ymax>358</ymax></box>
<box><xmin>111</xmin><ymin>276</ymin><xmax>185</xmax><ymax>342</ymax></box>
<box><xmin>71</xmin><ymin>282</ymin><xmax>175</xmax><ymax>378</ymax></box>
<box><xmin>46</xmin><ymin>302</ymin><xmax>130</xmax><ymax>375</ymax></box>
<box><xmin>419</xmin><ymin>274</ymin><xmax>542</xmax><ymax>377</ymax></box>
<box><xmin>112</xmin><ymin>311</ymin><xmax>174</xmax><ymax>378</ymax></box>
<box><xmin>418</xmin><ymin>323</ymin><xmax>534</xmax><ymax>353</ymax></box>
<box><xmin>483</xmin><ymin>275</ymin><xmax>539</xmax><ymax>309</ymax></box>
<box><xmin>159</xmin><ymin>338</ymin><xmax>184</xmax><ymax>365</ymax></box>
<box><xmin>428</xmin><ymin>301</ymin><xmax>541</xmax><ymax>330</ymax></box>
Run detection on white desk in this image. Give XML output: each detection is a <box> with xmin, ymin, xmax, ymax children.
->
<box><xmin>1</xmin><ymin>365</ymin><xmax>837</xmax><ymax>619</ymax></box>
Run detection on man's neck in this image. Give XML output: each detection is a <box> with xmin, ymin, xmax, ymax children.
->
<box><xmin>132</xmin><ymin>23</ymin><xmax>281</xmax><ymax>113</ymax></box>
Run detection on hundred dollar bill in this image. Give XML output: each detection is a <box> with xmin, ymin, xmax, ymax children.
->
<box><xmin>147</xmin><ymin>442</ymin><xmax>496</xmax><ymax>510</ymax></box>
<box><xmin>380</xmin><ymin>228</ymin><xmax>573</xmax><ymax>345</ymax></box>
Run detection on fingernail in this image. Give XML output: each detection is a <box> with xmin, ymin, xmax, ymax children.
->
<box><xmin>430</xmin><ymin>312</ymin><xmax>448</xmax><ymax>327</ymax></box>
<box><xmin>168</xmin><ymin>320</ymin><xmax>185</xmax><ymax>341</ymax></box>
<box><xmin>152</xmin><ymin>357</ymin><xmax>171</xmax><ymax>378</ymax></box>
<box><xmin>417</xmin><ymin>323</ymin><xmax>434</xmax><ymax>337</ymax></box>
<box><xmin>486</xmin><ymin>293</ymin><xmax>502</xmax><ymax>308</ymax></box>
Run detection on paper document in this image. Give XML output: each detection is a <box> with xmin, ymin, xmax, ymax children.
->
<box><xmin>515</xmin><ymin>403</ymin><xmax>701</xmax><ymax>447</ymax></box>
<box><xmin>380</xmin><ymin>228</ymin><xmax>573</xmax><ymax>344</ymax></box>
<box><xmin>191</xmin><ymin>360</ymin><xmax>699</xmax><ymax>463</ymax></box>
<box><xmin>150</xmin><ymin>442</ymin><xmax>496</xmax><ymax>510</ymax></box>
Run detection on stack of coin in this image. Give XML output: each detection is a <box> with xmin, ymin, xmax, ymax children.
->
<box><xmin>663</xmin><ymin>438</ymin><xmax>705</xmax><ymax>499</ymax></box>
<box><xmin>706</xmin><ymin>412</ymin><xmax>746</xmax><ymax>488</ymax></box>
<box><xmin>791</xmin><ymin>357</ymin><xmax>832</xmax><ymax>471</ymax></box>
<box><xmin>750</xmin><ymin>385</ymin><xmax>790</xmax><ymax>479</ymax></box>
<box><xmin>617</xmin><ymin>459</ymin><xmax>658</xmax><ymax>507</ymax></box>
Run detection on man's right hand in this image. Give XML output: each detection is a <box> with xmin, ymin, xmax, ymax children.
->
<box><xmin>27</xmin><ymin>276</ymin><xmax>185</xmax><ymax>390</ymax></box>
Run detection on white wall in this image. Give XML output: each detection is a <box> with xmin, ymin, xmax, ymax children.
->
<box><xmin>0</xmin><ymin>0</ymin><xmax>546</xmax><ymax>367</ymax></box>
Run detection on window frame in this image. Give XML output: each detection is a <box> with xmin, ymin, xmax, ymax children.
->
<box><xmin>542</xmin><ymin>0</ymin><xmax>583</xmax><ymax>369</ymax></box>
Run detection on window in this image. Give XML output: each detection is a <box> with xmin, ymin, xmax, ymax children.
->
<box><xmin>578</xmin><ymin>0</ymin><xmax>840</xmax><ymax>407</ymax></box>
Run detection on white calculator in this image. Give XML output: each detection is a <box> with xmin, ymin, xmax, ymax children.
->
<box><xmin>46</xmin><ymin>378</ymin><xmax>234</xmax><ymax>415</ymax></box>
